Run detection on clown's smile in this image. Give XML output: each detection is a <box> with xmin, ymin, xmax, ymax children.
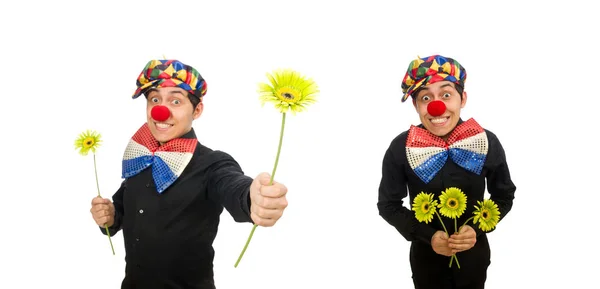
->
<box><xmin>155</xmin><ymin>122</ymin><xmax>174</xmax><ymax>131</ymax></box>
<box><xmin>430</xmin><ymin>117</ymin><xmax>449</xmax><ymax>125</ymax></box>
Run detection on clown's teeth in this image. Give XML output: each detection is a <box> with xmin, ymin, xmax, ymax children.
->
<box><xmin>431</xmin><ymin>117</ymin><xmax>448</xmax><ymax>124</ymax></box>
<box><xmin>156</xmin><ymin>123</ymin><xmax>172</xmax><ymax>129</ymax></box>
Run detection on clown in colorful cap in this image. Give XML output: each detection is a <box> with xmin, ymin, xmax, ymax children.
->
<box><xmin>378</xmin><ymin>55</ymin><xmax>517</xmax><ymax>288</ymax></box>
<box><xmin>401</xmin><ymin>55</ymin><xmax>468</xmax><ymax>138</ymax></box>
<box><xmin>132</xmin><ymin>59</ymin><xmax>208</xmax><ymax>143</ymax></box>
<box><xmin>89</xmin><ymin>59</ymin><xmax>289</xmax><ymax>288</ymax></box>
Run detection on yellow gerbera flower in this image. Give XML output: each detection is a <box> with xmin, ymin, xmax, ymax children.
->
<box><xmin>412</xmin><ymin>192</ymin><xmax>438</xmax><ymax>223</ymax></box>
<box><xmin>74</xmin><ymin>130</ymin><xmax>102</xmax><ymax>156</ymax></box>
<box><xmin>473</xmin><ymin>199</ymin><xmax>501</xmax><ymax>232</ymax></box>
<box><xmin>258</xmin><ymin>68</ymin><xmax>319</xmax><ymax>114</ymax></box>
<box><xmin>438</xmin><ymin>187</ymin><xmax>467</xmax><ymax>219</ymax></box>
<box><xmin>74</xmin><ymin>129</ymin><xmax>114</xmax><ymax>255</ymax></box>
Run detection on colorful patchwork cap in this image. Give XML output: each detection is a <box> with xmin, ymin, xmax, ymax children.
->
<box><xmin>132</xmin><ymin>59</ymin><xmax>207</xmax><ymax>100</ymax></box>
<box><xmin>401</xmin><ymin>55</ymin><xmax>466</xmax><ymax>102</ymax></box>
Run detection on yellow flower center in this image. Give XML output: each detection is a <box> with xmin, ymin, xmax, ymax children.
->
<box><xmin>446</xmin><ymin>198</ymin><xmax>458</xmax><ymax>209</ymax></box>
<box><xmin>421</xmin><ymin>202</ymin><xmax>430</xmax><ymax>213</ymax></box>
<box><xmin>276</xmin><ymin>87</ymin><xmax>301</xmax><ymax>103</ymax></box>
<box><xmin>481</xmin><ymin>209</ymin><xmax>490</xmax><ymax>220</ymax></box>
<box><xmin>84</xmin><ymin>137</ymin><xmax>95</xmax><ymax>148</ymax></box>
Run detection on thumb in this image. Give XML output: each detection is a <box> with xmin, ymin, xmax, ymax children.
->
<box><xmin>460</xmin><ymin>224</ymin><xmax>471</xmax><ymax>233</ymax></box>
<box><xmin>257</xmin><ymin>172</ymin><xmax>273</xmax><ymax>186</ymax></box>
<box><xmin>91</xmin><ymin>196</ymin><xmax>109</xmax><ymax>205</ymax></box>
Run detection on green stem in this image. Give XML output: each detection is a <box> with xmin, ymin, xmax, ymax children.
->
<box><xmin>460</xmin><ymin>216</ymin><xmax>475</xmax><ymax>230</ymax></box>
<box><xmin>234</xmin><ymin>224</ymin><xmax>257</xmax><ymax>268</ymax></box>
<box><xmin>93</xmin><ymin>154</ymin><xmax>101</xmax><ymax>197</ymax></box>
<box><xmin>449</xmin><ymin>254</ymin><xmax>461</xmax><ymax>269</ymax></box>
<box><xmin>269</xmin><ymin>112</ymin><xmax>286</xmax><ymax>185</ymax></box>
<box><xmin>94</xmin><ymin>154</ymin><xmax>115</xmax><ymax>256</ymax></box>
<box><xmin>435</xmin><ymin>212</ymin><xmax>460</xmax><ymax>269</ymax></box>
<box><xmin>435</xmin><ymin>211</ymin><xmax>449</xmax><ymax>236</ymax></box>
<box><xmin>234</xmin><ymin>112</ymin><xmax>286</xmax><ymax>267</ymax></box>
<box><xmin>449</xmin><ymin>217</ymin><xmax>461</xmax><ymax>269</ymax></box>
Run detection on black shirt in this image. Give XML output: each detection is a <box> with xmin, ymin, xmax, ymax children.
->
<box><xmin>101</xmin><ymin>128</ymin><xmax>253</xmax><ymax>289</ymax></box>
<box><xmin>377</xmin><ymin>119</ymin><xmax>516</xmax><ymax>286</ymax></box>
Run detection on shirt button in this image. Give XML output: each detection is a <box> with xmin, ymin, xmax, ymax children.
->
<box><xmin>139</xmin><ymin>209</ymin><xmax>144</xmax><ymax>214</ymax></box>
<box><xmin>146</xmin><ymin>183</ymin><xmax>150</xmax><ymax>188</ymax></box>
<box><xmin>135</xmin><ymin>238</ymin><xmax>140</xmax><ymax>241</ymax></box>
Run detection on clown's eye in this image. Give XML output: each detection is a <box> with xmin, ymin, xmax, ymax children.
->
<box><xmin>421</xmin><ymin>95</ymin><xmax>431</xmax><ymax>101</ymax></box>
<box><xmin>443</xmin><ymin>93</ymin><xmax>451</xmax><ymax>98</ymax></box>
<box><xmin>172</xmin><ymin>99</ymin><xmax>181</xmax><ymax>105</ymax></box>
<box><xmin>151</xmin><ymin>97</ymin><xmax>160</xmax><ymax>103</ymax></box>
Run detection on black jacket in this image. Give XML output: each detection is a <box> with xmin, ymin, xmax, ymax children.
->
<box><xmin>102</xmin><ymin>128</ymin><xmax>253</xmax><ymax>289</ymax></box>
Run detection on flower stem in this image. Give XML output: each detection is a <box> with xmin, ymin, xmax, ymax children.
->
<box><xmin>234</xmin><ymin>224</ymin><xmax>257</xmax><ymax>268</ymax></box>
<box><xmin>269</xmin><ymin>112</ymin><xmax>286</xmax><ymax>185</ymax></box>
<box><xmin>435</xmin><ymin>212</ymin><xmax>460</xmax><ymax>269</ymax></box>
<box><xmin>234</xmin><ymin>112</ymin><xmax>286</xmax><ymax>268</ymax></box>
<box><xmin>460</xmin><ymin>216</ymin><xmax>475</xmax><ymax>230</ymax></box>
<box><xmin>93</xmin><ymin>153</ymin><xmax>101</xmax><ymax>197</ymax></box>
<box><xmin>435</xmin><ymin>211</ymin><xmax>449</xmax><ymax>235</ymax></box>
<box><xmin>94</xmin><ymin>153</ymin><xmax>115</xmax><ymax>256</ymax></box>
<box><xmin>450</xmin><ymin>218</ymin><xmax>460</xmax><ymax>269</ymax></box>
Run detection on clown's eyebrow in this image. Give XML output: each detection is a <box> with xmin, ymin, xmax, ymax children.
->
<box><xmin>168</xmin><ymin>90</ymin><xmax>186</xmax><ymax>96</ymax></box>
<box><xmin>439</xmin><ymin>83</ymin><xmax>455</xmax><ymax>89</ymax></box>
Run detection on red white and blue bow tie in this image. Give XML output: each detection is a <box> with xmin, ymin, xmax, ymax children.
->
<box><xmin>406</xmin><ymin>118</ymin><xmax>488</xmax><ymax>184</ymax></box>
<box><xmin>121</xmin><ymin>123</ymin><xmax>197</xmax><ymax>193</ymax></box>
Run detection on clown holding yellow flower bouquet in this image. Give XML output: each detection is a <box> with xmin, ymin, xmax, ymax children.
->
<box><xmin>377</xmin><ymin>55</ymin><xmax>516</xmax><ymax>289</ymax></box>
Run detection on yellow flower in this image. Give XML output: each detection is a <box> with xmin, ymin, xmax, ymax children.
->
<box><xmin>258</xmin><ymin>68</ymin><xmax>318</xmax><ymax>114</ymax></box>
<box><xmin>438</xmin><ymin>187</ymin><xmax>467</xmax><ymax>219</ymax></box>
<box><xmin>473</xmin><ymin>199</ymin><xmax>501</xmax><ymax>232</ymax></box>
<box><xmin>75</xmin><ymin>130</ymin><xmax>102</xmax><ymax>156</ymax></box>
<box><xmin>412</xmin><ymin>192</ymin><xmax>438</xmax><ymax>223</ymax></box>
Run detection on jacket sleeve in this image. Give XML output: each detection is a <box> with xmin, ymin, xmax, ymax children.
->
<box><xmin>99</xmin><ymin>180</ymin><xmax>125</xmax><ymax>237</ymax></box>
<box><xmin>207</xmin><ymin>151</ymin><xmax>254</xmax><ymax>223</ymax></box>
<box><xmin>482</xmin><ymin>132</ymin><xmax>516</xmax><ymax>233</ymax></box>
<box><xmin>377</xmin><ymin>142</ymin><xmax>437</xmax><ymax>245</ymax></box>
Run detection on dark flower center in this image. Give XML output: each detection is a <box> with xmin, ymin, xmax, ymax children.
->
<box><xmin>86</xmin><ymin>141</ymin><xmax>93</xmax><ymax>145</ymax></box>
<box><xmin>449</xmin><ymin>200</ymin><xmax>456</xmax><ymax>207</ymax></box>
<box><xmin>424</xmin><ymin>204</ymin><xmax>429</xmax><ymax>210</ymax></box>
<box><xmin>283</xmin><ymin>92</ymin><xmax>294</xmax><ymax>99</ymax></box>
<box><xmin>482</xmin><ymin>211</ymin><xmax>489</xmax><ymax>219</ymax></box>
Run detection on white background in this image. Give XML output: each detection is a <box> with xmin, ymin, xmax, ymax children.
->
<box><xmin>1</xmin><ymin>0</ymin><xmax>598</xmax><ymax>288</ymax></box>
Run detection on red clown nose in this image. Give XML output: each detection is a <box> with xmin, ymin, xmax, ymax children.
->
<box><xmin>151</xmin><ymin>105</ymin><xmax>170</xmax><ymax>122</ymax></box>
<box><xmin>427</xmin><ymin>100</ymin><xmax>446</xmax><ymax>116</ymax></box>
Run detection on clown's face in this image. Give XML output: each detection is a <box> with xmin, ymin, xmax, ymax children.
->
<box><xmin>146</xmin><ymin>87</ymin><xmax>203</xmax><ymax>144</ymax></box>
<box><xmin>412</xmin><ymin>81</ymin><xmax>467</xmax><ymax>139</ymax></box>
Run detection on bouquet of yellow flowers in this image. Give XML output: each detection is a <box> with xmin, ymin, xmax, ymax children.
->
<box><xmin>412</xmin><ymin>187</ymin><xmax>500</xmax><ymax>268</ymax></box>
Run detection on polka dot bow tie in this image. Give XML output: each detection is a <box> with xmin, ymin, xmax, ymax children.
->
<box><xmin>405</xmin><ymin>118</ymin><xmax>489</xmax><ymax>184</ymax></box>
<box><xmin>121</xmin><ymin>123</ymin><xmax>197</xmax><ymax>193</ymax></box>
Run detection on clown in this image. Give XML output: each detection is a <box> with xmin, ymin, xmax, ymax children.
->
<box><xmin>90</xmin><ymin>59</ymin><xmax>289</xmax><ymax>289</ymax></box>
<box><xmin>377</xmin><ymin>55</ymin><xmax>516</xmax><ymax>289</ymax></box>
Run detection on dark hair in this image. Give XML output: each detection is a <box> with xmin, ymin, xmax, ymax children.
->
<box><xmin>188</xmin><ymin>92</ymin><xmax>201</xmax><ymax>111</ymax></box>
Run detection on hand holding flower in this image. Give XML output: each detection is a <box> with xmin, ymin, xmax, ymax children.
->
<box><xmin>431</xmin><ymin>231</ymin><xmax>453</xmax><ymax>257</ymax></box>
<box><xmin>448</xmin><ymin>225</ymin><xmax>477</xmax><ymax>254</ymax></box>
<box><xmin>249</xmin><ymin>173</ymin><xmax>288</xmax><ymax>227</ymax></box>
<box><xmin>75</xmin><ymin>130</ymin><xmax>116</xmax><ymax>255</ymax></box>
<box><xmin>90</xmin><ymin>196</ymin><xmax>115</xmax><ymax>228</ymax></box>
<box><xmin>234</xmin><ymin>69</ymin><xmax>318</xmax><ymax>268</ymax></box>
